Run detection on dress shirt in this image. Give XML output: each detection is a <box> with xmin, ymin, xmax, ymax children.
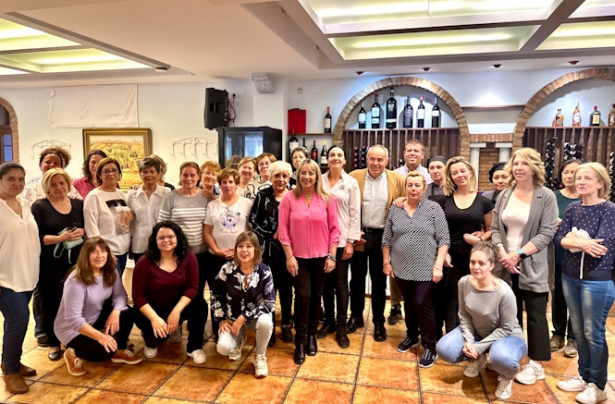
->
<box><xmin>362</xmin><ymin>171</ymin><xmax>389</xmax><ymax>228</ymax></box>
<box><xmin>322</xmin><ymin>171</ymin><xmax>362</xmax><ymax>246</ymax></box>
<box><xmin>127</xmin><ymin>184</ymin><xmax>171</xmax><ymax>253</ymax></box>
<box><xmin>394</xmin><ymin>164</ymin><xmax>433</xmax><ymax>185</ymax></box>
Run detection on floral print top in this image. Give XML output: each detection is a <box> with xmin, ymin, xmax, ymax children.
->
<box><xmin>211</xmin><ymin>261</ymin><xmax>275</xmax><ymax>324</ymax></box>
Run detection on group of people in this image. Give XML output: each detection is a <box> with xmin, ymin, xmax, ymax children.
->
<box><xmin>1</xmin><ymin>141</ymin><xmax>614</xmax><ymax>404</ymax></box>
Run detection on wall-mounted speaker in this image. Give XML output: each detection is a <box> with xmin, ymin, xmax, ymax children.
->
<box><xmin>204</xmin><ymin>87</ymin><xmax>228</xmax><ymax>129</ymax></box>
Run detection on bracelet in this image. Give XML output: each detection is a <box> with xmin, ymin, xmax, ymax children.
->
<box><xmin>384</xmin><ymin>262</ymin><xmax>391</xmax><ymax>266</ymax></box>
<box><xmin>286</xmin><ymin>255</ymin><xmax>294</xmax><ymax>261</ymax></box>
<box><xmin>327</xmin><ymin>254</ymin><xmax>337</xmax><ymax>262</ymax></box>
<box><xmin>433</xmin><ymin>266</ymin><xmax>443</xmax><ymax>271</ymax></box>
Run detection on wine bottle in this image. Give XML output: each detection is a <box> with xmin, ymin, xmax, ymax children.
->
<box><xmin>320</xmin><ymin>140</ymin><xmax>328</xmax><ymax>168</ymax></box>
<box><xmin>608</xmin><ymin>104</ymin><xmax>615</xmax><ymax>127</ymax></box>
<box><xmin>572</xmin><ymin>101</ymin><xmax>582</xmax><ymax>127</ymax></box>
<box><xmin>431</xmin><ymin>97</ymin><xmax>441</xmax><ymax>128</ymax></box>
<box><xmin>288</xmin><ymin>134</ymin><xmax>299</xmax><ymax>153</ymax></box>
<box><xmin>403</xmin><ymin>97</ymin><xmax>413</xmax><ymax>128</ymax></box>
<box><xmin>417</xmin><ymin>96</ymin><xmax>425</xmax><ymax>128</ymax></box>
<box><xmin>591</xmin><ymin>106</ymin><xmax>601</xmax><ymax>126</ymax></box>
<box><xmin>311</xmin><ymin>140</ymin><xmax>318</xmax><ymax>161</ymax></box>
<box><xmin>358</xmin><ymin>102</ymin><xmax>366</xmax><ymax>129</ymax></box>
<box><xmin>302</xmin><ymin>137</ymin><xmax>306</xmax><ymax>148</ymax></box>
<box><xmin>552</xmin><ymin>109</ymin><xmax>564</xmax><ymax>127</ymax></box>
<box><xmin>324</xmin><ymin>106</ymin><xmax>332</xmax><ymax>133</ymax></box>
<box><xmin>371</xmin><ymin>94</ymin><xmax>381</xmax><ymax>129</ymax></box>
<box><xmin>385</xmin><ymin>87</ymin><xmax>397</xmax><ymax>129</ymax></box>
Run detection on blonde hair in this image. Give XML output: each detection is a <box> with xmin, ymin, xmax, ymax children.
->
<box><xmin>576</xmin><ymin>162</ymin><xmax>611</xmax><ymax>199</ymax></box>
<box><xmin>507</xmin><ymin>148</ymin><xmax>545</xmax><ymax>187</ymax></box>
<box><xmin>200</xmin><ymin>160</ymin><xmax>221</xmax><ymax>173</ymax></box>
<box><xmin>443</xmin><ymin>156</ymin><xmax>477</xmax><ymax>196</ymax></box>
<box><xmin>41</xmin><ymin>168</ymin><xmax>72</xmax><ymax>195</ymax></box>
<box><xmin>238</xmin><ymin>157</ymin><xmax>256</xmax><ymax>171</ymax></box>
<box><xmin>293</xmin><ymin>159</ymin><xmax>329</xmax><ymax>204</ymax></box>
<box><xmin>406</xmin><ymin>170</ymin><xmax>426</xmax><ymax>188</ymax></box>
<box><xmin>268</xmin><ymin>161</ymin><xmax>293</xmax><ymax>179</ymax></box>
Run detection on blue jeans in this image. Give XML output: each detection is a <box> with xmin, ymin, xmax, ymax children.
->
<box><xmin>0</xmin><ymin>287</ymin><xmax>33</xmax><ymax>374</ymax></box>
<box><xmin>115</xmin><ymin>253</ymin><xmax>128</xmax><ymax>277</ymax></box>
<box><xmin>562</xmin><ymin>274</ymin><xmax>615</xmax><ymax>390</ymax></box>
<box><xmin>437</xmin><ymin>326</ymin><xmax>527</xmax><ymax>380</ymax></box>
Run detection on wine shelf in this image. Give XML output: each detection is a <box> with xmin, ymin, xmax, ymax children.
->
<box><xmin>290</xmin><ymin>133</ymin><xmax>333</xmax><ymax>137</ymax></box>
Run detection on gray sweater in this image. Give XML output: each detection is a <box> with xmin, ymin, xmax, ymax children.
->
<box><xmin>458</xmin><ymin>275</ymin><xmax>524</xmax><ymax>355</ymax></box>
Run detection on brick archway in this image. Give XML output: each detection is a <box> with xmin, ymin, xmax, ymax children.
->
<box><xmin>0</xmin><ymin>97</ymin><xmax>19</xmax><ymax>163</ymax></box>
<box><xmin>513</xmin><ymin>68</ymin><xmax>615</xmax><ymax>149</ymax></box>
<box><xmin>332</xmin><ymin>76</ymin><xmax>470</xmax><ymax>158</ymax></box>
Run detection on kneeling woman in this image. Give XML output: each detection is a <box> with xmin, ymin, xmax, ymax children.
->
<box><xmin>437</xmin><ymin>242</ymin><xmax>526</xmax><ymax>400</ymax></box>
<box><xmin>132</xmin><ymin>221</ymin><xmax>207</xmax><ymax>364</ymax></box>
<box><xmin>211</xmin><ymin>231</ymin><xmax>275</xmax><ymax>378</ymax></box>
<box><xmin>54</xmin><ymin>238</ymin><xmax>141</xmax><ymax>376</ymax></box>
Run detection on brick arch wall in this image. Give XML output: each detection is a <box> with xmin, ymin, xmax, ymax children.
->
<box><xmin>0</xmin><ymin>98</ymin><xmax>19</xmax><ymax>163</ymax></box>
<box><xmin>332</xmin><ymin>76</ymin><xmax>470</xmax><ymax>158</ymax></box>
<box><xmin>512</xmin><ymin>67</ymin><xmax>615</xmax><ymax>150</ymax></box>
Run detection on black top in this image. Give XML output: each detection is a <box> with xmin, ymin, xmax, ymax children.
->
<box><xmin>433</xmin><ymin>194</ymin><xmax>493</xmax><ymax>255</ymax></box>
<box><xmin>164</xmin><ymin>182</ymin><xmax>176</xmax><ymax>191</ymax></box>
<box><xmin>248</xmin><ymin>185</ymin><xmax>283</xmax><ymax>261</ymax></box>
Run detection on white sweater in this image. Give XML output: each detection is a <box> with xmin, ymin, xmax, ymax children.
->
<box><xmin>84</xmin><ymin>188</ymin><xmax>131</xmax><ymax>255</ymax></box>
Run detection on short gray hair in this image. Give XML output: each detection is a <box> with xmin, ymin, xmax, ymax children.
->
<box><xmin>268</xmin><ymin>161</ymin><xmax>293</xmax><ymax>179</ymax></box>
<box><xmin>367</xmin><ymin>144</ymin><xmax>389</xmax><ymax>159</ymax></box>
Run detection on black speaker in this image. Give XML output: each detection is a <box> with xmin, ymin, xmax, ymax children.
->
<box><xmin>204</xmin><ymin>88</ymin><xmax>228</xmax><ymax>129</ymax></box>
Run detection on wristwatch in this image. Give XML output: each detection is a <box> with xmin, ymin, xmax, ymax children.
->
<box><xmin>327</xmin><ymin>254</ymin><xmax>337</xmax><ymax>262</ymax></box>
<box><xmin>517</xmin><ymin>249</ymin><xmax>528</xmax><ymax>260</ymax></box>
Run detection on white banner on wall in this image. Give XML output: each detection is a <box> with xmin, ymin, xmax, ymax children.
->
<box><xmin>48</xmin><ymin>84</ymin><xmax>139</xmax><ymax>128</ymax></box>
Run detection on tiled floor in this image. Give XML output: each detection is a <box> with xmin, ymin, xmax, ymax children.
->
<box><xmin>3</xmin><ymin>301</ymin><xmax>615</xmax><ymax>403</ymax></box>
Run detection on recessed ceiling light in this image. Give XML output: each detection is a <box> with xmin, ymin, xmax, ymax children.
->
<box><xmin>493</xmin><ymin>64</ymin><xmax>502</xmax><ymax>68</ymax></box>
<box><xmin>568</xmin><ymin>60</ymin><xmax>579</xmax><ymax>65</ymax></box>
<box><xmin>155</xmin><ymin>66</ymin><xmax>169</xmax><ymax>72</ymax></box>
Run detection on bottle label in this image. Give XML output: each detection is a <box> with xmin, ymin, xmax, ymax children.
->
<box><xmin>289</xmin><ymin>140</ymin><xmax>299</xmax><ymax>150</ymax></box>
<box><xmin>386</xmin><ymin>118</ymin><xmax>396</xmax><ymax>123</ymax></box>
<box><xmin>609</xmin><ymin>114</ymin><xmax>615</xmax><ymax>125</ymax></box>
<box><xmin>592</xmin><ymin>114</ymin><xmax>600</xmax><ymax>125</ymax></box>
<box><xmin>417</xmin><ymin>110</ymin><xmax>425</xmax><ymax>119</ymax></box>
<box><xmin>320</xmin><ymin>156</ymin><xmax>327</xmax><ymax>165</ymax></box>
<box><xmin>372</xmin><ymin>107</ymin><xmax>380</xmax><ymax>117</ymax></box>
<box><xmin>324</xmin><ymin>118</ymin><xmax>331</xmax><ymax>128</ymax></box>
<box><xmin>573</xmin><ymin>112</ymin><xmax>581</xmax><ymax>124</ymax></box>
<box><xmin>358</xmin><ymin>112</ymin><xmax>366</xmax><ymax>123</ymax></box>
<box><xmin>431</xmin><ymin>110</ymin><xmax>440</xmax><ymax>117</ymax></box>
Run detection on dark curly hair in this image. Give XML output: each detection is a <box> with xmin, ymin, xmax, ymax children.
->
<box><xmin>145</xmin><ymin>221</ymin><xmax>190</xmax><ymax>264</ymax></box>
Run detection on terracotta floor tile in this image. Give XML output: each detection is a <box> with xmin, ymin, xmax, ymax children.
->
<box><xmin>545</xmin><ymin>374</ymin><xmax>583</xmax><ymax>404</ymax></box>
<box><xmin>144</xmin><ymin>399</ymin><xmax>198</xmax><ymax>404</ymax></box>
<box><xmin>0</xmin><ymin>378</ymin><xmax>35</xmax><ymax>401</ymax></box>
<box><xmin>237</xmin><ymin>347</ymin><xmax>299</xmax><ymax>377</ymax></box>
<box><xmin>315</xmin><ymin>332</ymin><xmax>363</xmax><ymax>355</ymax></box>
<box><xmin>483</xmin><ymin>369</ymin><xmax>557</xmax><ymax>403</ymax></box>
<box><xmin>6</xmin><ymin>381</ymin><xmax>87</xmax><ymax>404</ymax></box>
<box><xmin>73</xmin><ymin>389</ymin><xmax>147</xmax><ymax>404</ymax></box>
<box><xmin>20</xmin><ymin>348</ymin><xmax>64</xmax><ymax>381</ymax></box>
<box><xmin>609</xmin><ymin>357</ymin><xmax>615</xmax><ymax>382</ymax></box>
<box><xmin>195</xmin><ymin>341</ymin><xmax>253</xmax><ymax>370</ymax></box>
<box><xmin>154</xmin><ymin>367</ymin><xmax>232</xmax><ymax>401</ymax></box>
<box><xmin>296</xmin><ymin>352</ymin><xmax>359</xmax><ymax>383</ymax></box>
<box><xmin>418</xmin><ymin>363</ymin><xmax>487</xmax><ymax>399</ymax></box>
<box><xmin>40</xmin><ymin>359</ymin><xmax>121</xmax><ymax>387</ymax></box>
<box><xmin>542</xmin><ymin>351</ymin><xmax>579</xmax><ymax>377</ymax></box>
<box><xmin>362</xmin><ymin>336</ymin><xmax>418</xmax><ymax>361</ymax></box>
<box><xmin>97</xmin><ymin>362</ymin><xmax>179</xmax><ymax>395</ymax></box>
<box><xmin>353</xmin><ymin>385</ymin><xmax>419</xmax><ymax>404</ymax></box>
<box><xmin>140</xmin><ymin>339</ymin><xmax>188</xmax><ymax>365</ymax></box>
<box><xmin>606</xmin><ymin>318</ymin><xmax>615</xmax><ymax>334</ymax></box>
<box><xmin>215</xmin><ymin>373</ymin><xmax>290</xmax><ymax>404</ymax></box>
<box><xmin>357</xmin><ymin>356</ymin><xmax>418</xmax><ymax>390</ymax></box>
<box><xmin>285</xmin><ymin>379</ymin><xmax>353</xmax><ymax>404</ymax></box>
<box><xmin>421</xmin><ymin>391</ymin><xmax>489</xmax><ymax>403</ymax></box>
<box><xmin>365</xmin><ymin>320</ymin><xmax>407</xmax><ymax>338</ymax></box>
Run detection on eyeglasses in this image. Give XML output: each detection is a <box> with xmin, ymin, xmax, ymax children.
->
<box><xmin>156</xmin><ymin>235</ymin><xmax>177</xmax><ymax>241</ymax></box>
<box><xmin>102</xmin><ymin>169</ymin><xmax>119</xmax><ymax>175</ymax></box>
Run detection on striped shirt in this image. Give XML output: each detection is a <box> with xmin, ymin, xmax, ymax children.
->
<box><xmin>158</xmin><ymin>190</ymin><xmax>211</xmax><ymax>254</ymax></box>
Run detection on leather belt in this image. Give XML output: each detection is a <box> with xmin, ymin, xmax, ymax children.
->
<box><xmin>362</xmin><ymin>227</ymin><xmax>384</xmax><ymax>234</ymax></box>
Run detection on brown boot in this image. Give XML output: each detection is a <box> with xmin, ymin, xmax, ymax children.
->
<box><xmin>3</xmin><ymin>373</ymin><xmax>29</xmax><ymax>394</ymax></box>
<box><xmin>1</xmin><ymin>363</ymin><xmax>36</xmax><ymax>377</ymax></box>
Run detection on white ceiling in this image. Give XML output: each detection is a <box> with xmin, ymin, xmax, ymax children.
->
<box><xmin>0</xmin><ymin>0</ymin><xmax>614</xmax><ymax>88</ymax></box>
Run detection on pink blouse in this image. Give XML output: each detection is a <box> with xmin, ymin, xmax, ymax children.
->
<box><xmin>278</xmin><ymin>192</ymin><xmax>340</xmax><ymax>259</ymax></box>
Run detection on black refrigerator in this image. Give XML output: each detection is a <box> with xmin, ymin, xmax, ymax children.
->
<box><xmin>217</xmin><ymin>126</ymin><xmax>282</xmax><ymax>168</ymax></box>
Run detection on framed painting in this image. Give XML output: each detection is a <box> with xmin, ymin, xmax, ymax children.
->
<box><xmin>83</xmin><ymin>128</ymin><xmax>152</xmax><ymax>190</ymax></box>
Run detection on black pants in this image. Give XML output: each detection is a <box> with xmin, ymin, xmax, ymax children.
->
<box><xmin>350</xmin><ymin>231</ymin><xmax>387</xmax><ymax>324</ymax></box>
<box><xmin>39</xmin><ymin>268</ymin><xmax>71</xmax><ymax>348</ymax></box>
<box><xmin>433</xmin><ymin>265</ymin><xmax>459</xmax><ymax>340</ymax></box>
<box><xmin>322</xmin><ymin>247</ymin><xmax>350</xmax><ymax>324</ymax></box>
<box><xmin>397</xmin><ymin>278</ymin><xmax>437</xmax><ymax>351</ymax></box>
<box><xmin>132</xmin><ymin>253</ymin><xmax>145</xmax><ymax>265</ymax></box>
<box><xmin>265</xmin><ymin>247</ymin><xmax>293</xmax><ymax>326</ymax></box>
<box><xmin>67</xmin><ymin>305</ymin><xmax>134</xmax><ymax>362</ymax></box>
<box><xmin>512</xmin><ymin>274</ymin><xmax>551</xmax><ymax>361</ymax></box>
<box><xmin>552</xmin><ymin>264</ymin><xmax>574</xmax><ymax>340</ymax></box>
<box><xmin>204</xmin><ymin>252</ymin><xmax>232</xmax><ymax>337</ymax></box>
<box><xmin>293</xmin><ymin>257</ymin><xmax>327</xmax><ymax>343</ymax></box>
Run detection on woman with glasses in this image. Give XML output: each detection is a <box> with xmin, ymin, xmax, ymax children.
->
<box><xmin>245</xmin><ymin>153</ymin><xmax>277</xmax><ymax>200</ymax></box>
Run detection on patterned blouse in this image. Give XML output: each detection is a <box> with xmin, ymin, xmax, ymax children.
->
<box><xmin>211</xmin><ymin>262</ymin><xmax>275</xmax><ymax>324</ymax></box>
<box><xmin>248</xmin><ymin>185</ymin><xmax>283</xmax><ymax>261</ymax></box>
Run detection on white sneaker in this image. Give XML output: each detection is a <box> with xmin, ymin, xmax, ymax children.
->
<box><xmin>495</xmin><ymin>376</ymin><xmax>513</xmax><ymax>400</ymax></box>
<box><xmin>229</xmin><ymin>335</ymin><xmax>247</xmax><ymax>361</ymax></box>
<box><xmin>253</xmin><ymin>354</ymin><xmax>268</xmax><ymax>378</ymax></box>
<box><xmin>144</xmin><ymin>346</ymin><xmax>158</xmax><ymax>359</ymax></box>
<box><xmin>187</xmin><ymin>349</ymin><xmax>207</xmax><ymax>364</ymax></box>
<box><xmin>464</xmin><ymin>354</ymin><xmax>486</xmax><ymax>378</ymax></box>
<box><xmin>557</xmin><ymin>376</ymin><xmax>587</xmax><ymax>392</ymax></box>
<box><xmin>514</xmin><ymin>362</ymin><xmax>545</xmax><ymax>385</ymax></box>
<box><xmin>575</xmin><ymin>383</ymin><xmax>608</xmax><ymax>404</ymax></box>
<box><xmin>170</xmin><ymin>328</ymin><xmax>182</xmax><ymax>344</ymax></box>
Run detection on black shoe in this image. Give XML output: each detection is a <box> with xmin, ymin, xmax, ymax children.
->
<box><xmin>281</xmin><ymin>326</ymin><xmax>293</xmax><ymax>343</ymax></box>
<box><xmin>397</xmin><ymin>337</ymin><xmax>419</xmax><ymax>353</ymax></box>
<box><xmin>373</xmin><ymin>322</ymin><xmax>387</xmax><ymax>342</ymax></box>
<box><xmin>48</xmin><ymin>348</ymin><xmax>63</xmax><ymax>361</ymax></box>
<box><xmin>307</xmin><ymin>334</ymin><xmax>318</xmax><ymax>356</ymax></box>
<box><xmin>419</xmin><ymin>348</ymin><xmax>438</xmax><ymax>368</ymax></box>
<box><xmin>346</xmin><ymin>316</ymin><xmax>364</xmax><ymax>334</ymax></box>
<box><xmin>388</xmin><ymin>305</ymin><xmax>402</xmax><ymax>326</ymax></box>
<box><xmin>37</xmin><ymin>335</ymin><xmax>49</xmax><ymax>348</ymax></box>
<box><xmin>294</xmin><ymin>344</ymin><xmax>306</xmax><ymax>365</ymax></box>
<box><xmin>316</xmin><ymin>321</ymin><xmax>336</xmax><ymax>339</ymax></box>
<box><xmin>319</xmin><ymin>308</ymin><xmax>326</xmax><ymax>324</ymax></box>
<box><xmin>268</xmin><ymin>330</ymin><xmax>277</xmax><ymax>347</ymax></box>
<box><xmin>336</xmin><ymin>326</ymin><xmax>350</xmax><ymax>349</ymax></box>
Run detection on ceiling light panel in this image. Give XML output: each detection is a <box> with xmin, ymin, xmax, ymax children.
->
<box><xmin>537</xmin><ymin>21</ymin><xmax>615</xmax><ymax>50</ymax></box>
<box><xmin>0</xmin><ymin>19</ymin><xmax>78</xmax><ymax>52</ymax></box>
<box><xmin>570</xmin><ymin>0</ymin><xmax>615</xmax><ymax>19</ymax></box>
<box><xmin>0</xmin><ymin>66</ymin><xmax>29</xmax><ymax>76</ymax></box>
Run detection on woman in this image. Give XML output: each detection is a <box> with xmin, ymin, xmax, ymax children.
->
<box><xmin>437</xmin><ymin>242</ymin><xmax>526</xmax><ymax>400</ymax></box>
<box><xmin>555</xmin><ymin>162</ymin><xmax>615</xmax><ymax>404</ymax></box>
<box><xmin>54</xmin><ymin>238</ymin><xmax>141</xmax><ymax>377</ymax></box>
<box><xmin>200</xmin><ymin>161</ymin><xmax>221</xmax><ymax>200</ymax></box>
<box><xmin>132</xmin><ymin>222</ymin><xmax>206</xmax><ymax>363</ymax></box>
<box><xmin>211</xmin><ymin>231</ymin><xmax>275</xmax><ymax>378</ymax></box>
<box><xmin>425</xmin><ymin>155</ymin><xmax>447</xmax><ymax>198</ymax></box>
<box><xmin>482</xmin><ymin>162</ymin><xmax>510</xmax><ymax>204</ymax></box>
<box><xmin>204</xmin><ymin>168</ymin><xmax>253</xmax><ymax>337</ymax></box>
<box><xmin>249</xmin><ymin>161</ymin><xmax>294</xmax><ymax>345</ymax></box>
<box><xmin>23</xmin><ymin>146</ymin><xmax>81</xmax><ymax>202</ymax></box>
<box><xmin>0</xmin><ymin>162</ymin><xmax>40</xmax><ymax>395</ymax></box>
<box><xmin>151</xmin><ymin>154</ymin><xmax>175</xmax><ymax>190</ymax></box>
<box><xmin>127</xmin><ymin>157</ymin><xmax>171</xmax><ymax>263</ymax></box>
<box><xmin>237</xmin><ymin>157</ymin><xmax>256</xmax><ymax>197</ymax></box>
<box><xmin>383</xmin><ymin>171</ymin><xmax>449</xmax><ymax>369</ymax></box>
<box><xmin>158</xmin><ymin>162</ymin><xmax>210</xmax><ymax>348</ymax></box>
<box><xmin>550</xmin><ymin>159</ymin><xmax>582</xmax><ymax>357</ymax></box>
<box><xmin>245</xmin><ymin>153</ymin><xmax>277</xmax><ymax>200</ymax></box>
<box><xmin>289</xmin><ymin>147</ymin><xmax>308</xmax><ymax>188</ymax></box>
<box><xmin>278</xmin><ymin>159</ymin><xmax>340</xmax><ymax>364</ymax></box>
<box><xmin>84</xmin><ymin>157</ymin><xmax>132</xmax><ymax>276</ymax></box>
<box><xmin>491</xmin><ymin>148</ymin><xmax>558</xmax><ymax>385</ymax></box>
<box><xmin>318</xmin><ymin>146</ymin><xmax>361</xmax><ymax>348</ymax></box>
<box><xmin>73</xmin><ymin>149</ymin><xmax>108</xmax><ymax>198</ymax></box>
<box><xmin>31</xmin><ymin>169</ymin><xmax>85</xmax><ymax>362</ymax></box>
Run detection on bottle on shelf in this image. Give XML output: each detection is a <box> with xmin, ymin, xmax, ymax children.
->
<box><xmin>609</xmin><ymin>104</ymin><xmax>615</xmax><ymax>127</ymax></box>
<box><xmin>385</xmin><ymin>87</ymin><xmax>397</xmax><ymax>129</ymax></box>
<box><xmin>572</xmin><ymin>101</ymin><xmax>582</xmax><ymax>127</ymax></box>
<box><xmin>320</xmin><ymin>140</ymin><xmax>328</xmax><ymax>168</ymax></box>
<box><xmin>431</xmin><ymin>97</ymin><xmax>441</xmax><ymax>128</ymax></box>
<box><xmin>288</xmin><ymin>133</ymin><xmax>299</xmax><ymax>153</ymax></box>
<box><xmin>371</xmin><ymin>94</ymin><xmax>381</xmax><ymax>129</ymax></box>
<box><xmin>591</xmin><ymin>105</ymin><xmax>601</xmax><ymax>126</ymax></box>
<box><xmin>358</xmin><ymin>102</ymin><xmax>366</xmax><ymax>129</ymax></box>
<box><xmin>324</xmin><ymin>106</ymin><xmax>332</xmax><ymax>133</ymax></box>
<box><xmin>417</xmin><ymin>96</ymin><xmax>425</xmax><ymax>128</ymax></box>
<box><xmin>302</xmin><ymin>137</ymin><xmax>306</xmax><ymax>148</ymax></box>
<box><xmin>310</xmin><ymin>140</ymin><xmax>318</xmax><ymax>161</ymax></box>
<box><xmin>403</xmin><ymin>97</ymin><xmax>413</xmax><ymax>128</ymax></box>
<box><xmin>552</xmin><ymin>109</ymin><xmax>564</xmax><ymax>127</ymax></box>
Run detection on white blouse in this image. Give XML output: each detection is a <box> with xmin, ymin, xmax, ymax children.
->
<box><xmin>126</xmin><ymin>185</ymin><xmax>171</xmax><ymax>254</ymax></box>
<box><xmin>322</xmin><ymin>171</ymin><xmax>362</xmax><ymax>247</ymax></box>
